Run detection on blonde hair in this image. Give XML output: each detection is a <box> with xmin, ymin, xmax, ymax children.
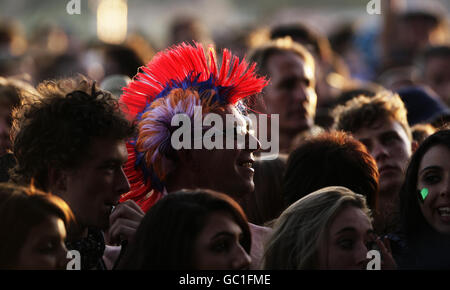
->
<box><xmin>263</xmin><ymin>186</ymin><xmax>371</xmax><ymax>270</ymax></box>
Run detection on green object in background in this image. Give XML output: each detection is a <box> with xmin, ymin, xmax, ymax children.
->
<box><xmin>421</xmin><ymin>188</ymin><xmax>429</xmax><ymax>201</ymax></box>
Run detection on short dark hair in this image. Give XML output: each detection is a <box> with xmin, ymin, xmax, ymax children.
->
<box><xmin>247</xmin><ymin>37</ymin><xmax>315</xmax><ymax>77</ymax></box>
<box><xmin>270</xmin><ymin>23</ymin><xmax>333</xmax><ymax>63</ymax></box>
<box><xmin>10</xmin><ymin>76</ymin><xmax>136</xmax><ymax>191</ymax></box>
<box><xmin>284</xmin><ymin>131</ymin><xmax>379</xmax><ymax>210</ymax></box>
<box><xmin>399</xmin><ymin>129</ymin><xmax>450</xmax><ymax>240</ymax></box>
<box><xmin>0</xmin><ymin>182</ymin><xmax>74</xmax><ymax>269</ymax></box>
<box><xmin>119</xmin><ymin>189</ymin><xmax>251</xmax><ymax>270</ymax></box>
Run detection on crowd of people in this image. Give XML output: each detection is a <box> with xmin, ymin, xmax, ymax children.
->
<box><xmin>0</xmin><ymin>0</ymin><xmax>449</xmax><ymax>270</ymax></box>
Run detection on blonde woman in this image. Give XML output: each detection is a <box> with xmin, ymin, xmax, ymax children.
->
<box><xmin>263</xmin><ymin>186</ymin><xmax>396</xmax><ymax>270</ymax></box>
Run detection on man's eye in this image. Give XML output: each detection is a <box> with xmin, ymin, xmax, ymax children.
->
<box><xmin>102</xmin><ymin>164</ymin><xmax>118</xmax><ymax>171</ymax></box>
<box><xmin>211</xmin><ymin>240</ymin><xmax>230</xmax><ymax>253</ymax></box>
<box><xmin>39</xmin><ymin>241</ymin><xmax>56</xmax><ymax>254</ymax></box>
<box><xmin>338</xmin><ymin>239</ymin><xmax>354</xmax><ymax>250</ymax></box>
<box><xmin>278</xmin><ymin>79</ymin><xmax>297</xmax><ymax>90</ymax></box>
<box><xmin>382</xmin><ymin>134</ymin><xmax>398</xmax><ymax>145</ymax></box>
<box><xmin>365</xmin><ymin>241</ymin><xmax>377</xmax><ymax>251</ymax></box>
<box><xmin>302</xmin><ymin>78</ymin><xmax>311</xmax><ymax>87</ymax></box>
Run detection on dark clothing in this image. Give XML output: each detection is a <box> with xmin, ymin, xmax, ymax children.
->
<box><xmin>397</xmin><ymin>86</ymin><xmax>450</xmax><ymax>126</ymax></box>
<box><xmin>65</xmin><ymin>228</ymin><xmax>106</xmax><ymax>270</ymax></box>
<box><xmin>388</xmin><ymin>227</ymin><xmax>450</xmax><ymax>269</ymax></box>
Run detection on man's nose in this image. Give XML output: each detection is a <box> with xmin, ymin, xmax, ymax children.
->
<box><xmin>116</xmin><ymin>167</ymin><xmax>131</xmax><ymax>195</ymax></box>
<box><xmin>372</xmin><ymin>142</ymin><xmax>389</xmax><ymax>162</ymax></box>
<box><xmin>231</xmin><ymin>244</ymin><xmax>252</xmax><ymax>270</ymax></box>
<box><xmin>293</xmin><ymin>86</ymin><xmax>308</xmax><ymax>104</ymax></box>
<box><xmin>356</xmin><ymin>242</ymin><xmax>371</xmax><ymax>270</ymax></box>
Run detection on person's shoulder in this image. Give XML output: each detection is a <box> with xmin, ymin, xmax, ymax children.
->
<box><xmin>385</xmin><ymin>231</ymin><xmax>418</xmax><ymax>269</ymax></box>
<box><xmin>249</xmin><ymin>223</ymin><xmax>273</xmax><ymax>238</ymax></box>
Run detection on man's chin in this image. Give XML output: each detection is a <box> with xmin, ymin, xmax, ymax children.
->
<box><xmin>98</xmin><ymin>217</ymin><xmax>110</xmax><ymax>232</ymax></box>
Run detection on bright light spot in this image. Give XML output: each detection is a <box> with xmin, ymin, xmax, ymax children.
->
<box><xmin>97</xmin><ymin>0</ymin><xmax>128</xmax><ymax>44</ymax></box>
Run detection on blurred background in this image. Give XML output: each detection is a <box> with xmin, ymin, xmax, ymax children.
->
<box><xmin>0</xmin><ymin>0</ymin><xmax>449</xmax><ymax>108</ymax></box>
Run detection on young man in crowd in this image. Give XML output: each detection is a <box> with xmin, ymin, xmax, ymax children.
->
<box><xmin>333</xmin><ymin>91</ymin><xmax>417</xmax><ymax>235</ymax></box>
<box><xmin>248</xmin><ymin>37</ymin><xmax>321</xmax><ymax>153</ymax></box>
<box><xmin>119</xmin><ymin>42</ymin><xmax>270</xmax><ymax>269</ymax></box>
<box><xmin>10</xmin><ymin>77</ymin><xmax>144</xmax><ymax>269</ymax></box>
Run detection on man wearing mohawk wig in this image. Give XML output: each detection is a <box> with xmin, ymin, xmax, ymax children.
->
<box><xmin>119</xmin><ymin>42</ymin><xmax>270</xmax><ymax>268</ymax></box>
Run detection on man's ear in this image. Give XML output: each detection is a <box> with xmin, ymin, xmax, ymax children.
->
<box><xmin>47</xmin><ymin>167</ymin><xmax>68</xmax><ymax>194</ymax></box>
<box><xmin>411</xmin><ymin>140</ymin><xmax>419</xmax><ymax>153</ymax></box>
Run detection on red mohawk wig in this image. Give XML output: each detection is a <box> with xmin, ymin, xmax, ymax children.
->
<box><xmin>119</xmin><ymin>42</ymin><xmax>268</xmax><ymax>212</ymax></box>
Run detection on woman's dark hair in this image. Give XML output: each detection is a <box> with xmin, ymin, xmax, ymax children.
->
<box><xmin>399</xmin><ymin>129</ymin><xmax>450</xmax><ymax>239</ymax></box>
<box><xmin>0</xmin><ymin>182</ymin><xmax>74</xmax><ymax>269</ymax></box>
<box><xmin>284</xmin><ymin>131</ymin><xmax>379</xmax><ymax>210</ymax></box>
<box><xmin>119</xmin><ymin>189</ymin><xmax>251</xmax><ymax>270</ymax></box>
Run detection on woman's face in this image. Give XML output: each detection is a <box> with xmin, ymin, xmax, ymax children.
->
<box><xmin>418</xmin><ymin>145</ymin><xmax>450</xmax><ymax>235</ymax></box>
<box><xmin>317</xmin><ymin>205</ymin><xmax>375</xmax><ymax>270</ymax></box>
<box><xmin>15</xmin><ymin>216</ymin><xmax>68</xmax><ymax>269</ymax></box>
<box><xmin>193</xmin><ymin>211</ymin><xmax>251</xmax><ymax>270</ymax></box>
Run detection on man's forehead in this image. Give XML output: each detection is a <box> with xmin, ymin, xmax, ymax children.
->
<box><xmin>353</xmin><ymin>118</ymin><xmax>405</xmax><ymax>140</ymax></box>
<box><xmin>85</xmin><ymin>138</ymin><xmax>128</xmax><ymax>161</ymax></box>
<box><xmin>268</xmin><ymin>52</ymin><xmax>304</xmax><ymax>72</ymax></box>
<box><xmin>213</xmin><ymin>106</ymin><xmax>248</xmax><ymax>126</ymax></box>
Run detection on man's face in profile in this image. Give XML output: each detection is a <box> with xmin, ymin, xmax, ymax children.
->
<box><xmin>186</xmin><ymin>105</ymin><xmax>260</xmax><ymax>199</ymax></box>
<box><xmin>58</xmin><ymin>138</ymin><xmax>130</xmax><ymax>230</ymax></box>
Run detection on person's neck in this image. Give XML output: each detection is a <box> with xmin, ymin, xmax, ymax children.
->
<box><xmin>378</xmin><ymin>186</ymin><xmax>400</xmax><ymax>208</ymax></box>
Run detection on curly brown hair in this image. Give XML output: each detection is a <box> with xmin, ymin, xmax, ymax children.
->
<box><xmin>332</xmin><ymin>90</ymin><xmax>412</xmax><ymax>141</ymax></box>
<box><xmin>10</xmin><ymin>76</ymin><xmax>136</xmax><ymax>191</ymax></box>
